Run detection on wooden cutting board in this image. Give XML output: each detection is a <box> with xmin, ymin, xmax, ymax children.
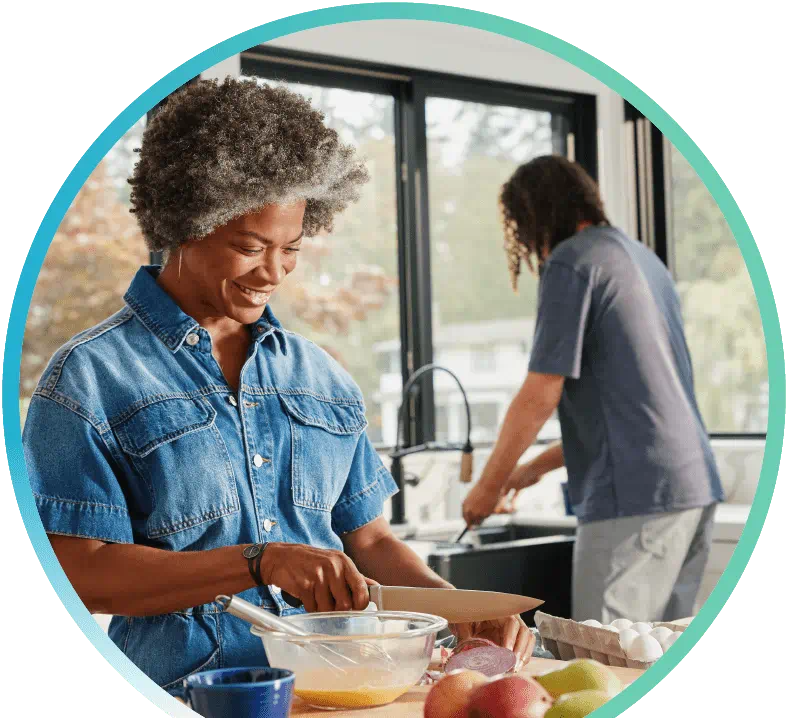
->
<box><xmin>290</xmin><ymin>656</ymin><xmax>644</xmax><ymax>717</ymax></box>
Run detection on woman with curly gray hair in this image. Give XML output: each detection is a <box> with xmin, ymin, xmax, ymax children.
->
<box><xmin>23</xmin><ymin>78</ymin><xmax>532</xmax><ymax>692</ymax></box>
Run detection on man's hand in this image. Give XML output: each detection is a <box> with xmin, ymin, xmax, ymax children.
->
<box><xmin>462</xmin><ymin>482</ymin><xmax>502</xmax><ymax>528</ymax></box>
<box><xmin>505</xmin><ymin>463</ymin><xmax>543</xmax><ymax>493</ymax></box>
<box><xmin>493</xmin><ymin>489</ymin><xmax>520</xmax><ymax>514</ymax></box>
<box><xmin>461</xmin><ymin>374</ymin><xmax>563</xmax><ymax>528</ymax></box>
<box><xmin>450</xmin><ymin>615</ymin><xmax>535</xmax><ymax>668</ymax></box>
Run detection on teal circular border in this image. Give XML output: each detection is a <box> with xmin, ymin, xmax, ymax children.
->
<box><xmin>3</xmin><ymin>4</ymin><xmax>783</xmax><ymax>716</ymax></box>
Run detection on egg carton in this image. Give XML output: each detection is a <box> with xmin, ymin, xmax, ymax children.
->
<box><xmin>534</xmin><ymin>611</ymin><xmax>688</xmax><ymax>670</ymax></box>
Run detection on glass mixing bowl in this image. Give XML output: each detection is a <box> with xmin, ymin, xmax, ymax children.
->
<box><xmin>251</xmin><ymin>611</ymin><xmax>447</xmax><ymax>710</ymax></box>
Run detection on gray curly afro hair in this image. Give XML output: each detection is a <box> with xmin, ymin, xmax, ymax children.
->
<box><xmin>129</xmin><ymin>77</ymin><xmax>370</xmax><ymax>253</ymax></box>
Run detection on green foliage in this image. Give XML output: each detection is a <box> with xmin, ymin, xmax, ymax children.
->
<box><xmin>671</xmin><ymin>147</ymin><xmax>768</xmax><ymax>431</ymax></box>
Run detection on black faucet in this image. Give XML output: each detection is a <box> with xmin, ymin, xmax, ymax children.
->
<box><xmin>388</xmin><ymin>363</ymin><xmax>474</xmax><ymax>525</ymax></box>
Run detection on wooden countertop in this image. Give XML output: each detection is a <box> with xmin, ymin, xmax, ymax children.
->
<box><xmin>290</xmin><ymin>655</ymin><xmax>644</xmax><ymax>717</ymax></box>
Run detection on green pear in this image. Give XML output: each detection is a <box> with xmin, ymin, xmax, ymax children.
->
<box><xmin>544</xmin><ymin>690</ymin><xmax>610</xmax><ymax>718</ymax></box>
<box><xmin>535</xmin><ymin>659</ymin><xmax>622</xmax><ymax>699</ymax></box>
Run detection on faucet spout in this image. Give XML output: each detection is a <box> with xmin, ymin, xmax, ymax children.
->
<box><xmin>389</xmin><ymin>363</ymin><xmax>475</xmax><ymax>523</ymax></box>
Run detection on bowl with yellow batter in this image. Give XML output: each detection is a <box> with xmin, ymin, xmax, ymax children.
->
<box><xmin>251</xmin><ymin>611</ymin><xmax>447</xmax><ymax>710</ymax></box>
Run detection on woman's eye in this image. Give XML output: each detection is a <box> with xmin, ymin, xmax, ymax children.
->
<box><xmin>238</xmin><ymin>247</ymin><xmax>263</xmax><ymax>256</ymax></box>
<box><xmin>285</xmin><ymin>247</ymin><xmax>302</xmax><ymax>254</ymax></box>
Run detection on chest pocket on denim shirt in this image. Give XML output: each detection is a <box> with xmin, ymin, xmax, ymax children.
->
<box><xmin>114</xmin><ymin>396</ymin><xmax>240</xmax><ymax>539</ymax></box>
<box><xmin>278</xmin><ymin>393</ymin><xmax>367</xmax><ymax>511</ymax></box>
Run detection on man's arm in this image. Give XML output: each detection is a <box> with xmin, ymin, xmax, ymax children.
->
<box><xmin>507</xmin><ymin>441</ymin><xmax>565</xmax><ymax>492</ymax></box>
<box><xmin>462</xmin><ymin>372</ymin><xmax>564</xmax><ymax>526</ymax></box>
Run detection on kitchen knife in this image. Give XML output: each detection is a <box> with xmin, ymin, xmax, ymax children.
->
<box><xmin>281</xmin><ymin>586</ymin><xmax>542</xmax><ymax>623</ymax></box>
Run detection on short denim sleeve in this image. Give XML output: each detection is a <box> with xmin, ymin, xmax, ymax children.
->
<box><xmin>23</xmin><ymin>395</ymin><xmax>133</xmax><ymax>544</ymax></box>
<box><xmin>331</xmin><ymin>432</ymin><xmax>398</xmax><ymax>535</ymax></box>
<box><xmin>529</xmin><ymin>261</ymin><xmax>594</xmax><ymax>380</ymax></box>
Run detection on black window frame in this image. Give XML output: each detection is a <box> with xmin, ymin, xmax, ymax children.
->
<box><xmin>240</xmin><ymin>45</ymin><xmax>599</xmax><ymax>452</ymax></box>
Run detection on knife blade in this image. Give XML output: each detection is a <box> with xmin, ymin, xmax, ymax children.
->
<box><xmin>280</xmin><ymin>586</ymin><xmax>542</xmax><ymax>623</ymax></box>
<box><xmin>369</xmin><ymin>586</ymin><xmax>542</xmax><ymax>623</ymax></box>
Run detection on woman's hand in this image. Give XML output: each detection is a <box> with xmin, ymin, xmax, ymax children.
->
<box><xmin>450</xmin><ymin>615</ymin><xmax>535</xmax><ymax>668</ymax></box>
<box><xmin>261</xmin><ymin>543</ymin><xmax>375</xmax><ymax>613</ymax></box>
<box><xmin>462</xmin><ymin>482</ymin><xmax>503</xmax><ymax>528</ymax></box>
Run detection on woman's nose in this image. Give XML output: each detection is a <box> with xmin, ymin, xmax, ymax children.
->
<box><xmin>257</xmin><ymin>255</ymin><xmax>284</xmax><ymax>285</ymax></box>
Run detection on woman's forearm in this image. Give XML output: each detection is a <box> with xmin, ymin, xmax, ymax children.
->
<box><xmin>50</xmin><ymin>535</ymin><xmax>256</xmax><ymax>617</ymax></box>
<box><xmin>349</xmin><ymin>535</ymin><xmax>453</xmax><ymax>590</ymax></box>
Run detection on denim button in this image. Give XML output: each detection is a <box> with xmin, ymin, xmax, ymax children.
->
<box><xmin>228</xmin><ymin>396</ymin><xmax>238</xmax><ymax>407</ymax></box>
<box><xmin>253</xmin><ymin>454</ymin><xmax>264</xmax><ymax>467</ymax></box>
<box><xmin>186</xmin><ymin>333</ymin><xmax>199</xmax><ymax>346</ymax></box>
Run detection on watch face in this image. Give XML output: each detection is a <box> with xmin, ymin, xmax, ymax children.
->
<box><xmin>243</xmin><ymin>545</ymin><xmax>261</xmax><ymax>559</ymax></box>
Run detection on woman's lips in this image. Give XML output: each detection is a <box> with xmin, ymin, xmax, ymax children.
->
<box><xmin>233</xmin><ymin>281</ymin><xmax>272</xmax><ymax>306</ymax></box>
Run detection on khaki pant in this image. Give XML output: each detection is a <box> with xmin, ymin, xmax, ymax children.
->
<box><xmin>572</xmin><ymin>504</ymin><xmax>717</xmax><ymax>623</ymax></box>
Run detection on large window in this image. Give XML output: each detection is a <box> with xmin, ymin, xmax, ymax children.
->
<box><xmin>240</xmin><ymin>78</ymin><xmax>400</xmax><ymax>444</ymax></box>
<box><xmin>242</xmin><ymin>49</ymin><xmax>588</xmax><ymax>461</ymax></box>
<box><xmin>625</xmin><ymin>102</ymin><xmax>768</xmax><ymax>435</ymax></box>
<box><xmin>669</xmin><ymin>143</ymin><xmax>768</xmax><ymax>432</ymax></box>
<box><xmin>426</xmin><ymin>97</ymin><xmax>561</xmax><ymax>443</ymax></box>
<box><xmin>18</xmin><ymin>50</ymin><xmax>596</xmax><ymax>528</ymax></box>
<box><xmin>19</xmin><ymin>49</ymin><xmax>766</xmax><ymax>533</ymax></box>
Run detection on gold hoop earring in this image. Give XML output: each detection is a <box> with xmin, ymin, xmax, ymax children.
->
<box><xmin>178</xmin><ymin>249</ymin><xmax>183</xmax><ymax>280</ymax></box>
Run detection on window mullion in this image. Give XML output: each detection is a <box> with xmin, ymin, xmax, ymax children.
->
<box><xmin>391</xmin><ymin>80</ymin><xmax>438</xmax><ymax>525</ymax></box>
<box><xmin>409</xmin><ymin>81</ymin><xmax>436</xmax><ymax>447</ymax></box>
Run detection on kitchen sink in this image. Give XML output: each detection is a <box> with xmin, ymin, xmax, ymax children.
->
<box><xmin>468</xmin><ymin>523</ymin><xmax>575</xmax><ymax>545</ymax></box>
<box><xmin>416</xmin><ymin>531</ymin><xmax>575</xmax><ymax>627</ymax></box>
<box><xmin>413</xmin><ymin>522</ymin><xmax>575</xmax><ymax>548</ymax></box>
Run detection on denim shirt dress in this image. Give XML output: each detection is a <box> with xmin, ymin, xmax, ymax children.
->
<box><xmin>22</xmin><ymin>266</ymin><xmax>398</xmax><ymax>693</ymax></box>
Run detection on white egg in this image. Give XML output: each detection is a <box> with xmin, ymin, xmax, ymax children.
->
<box><xmin>661</xmin><ymin>631</ymin><xmax>682</xmax><ymax>651</ymax></box>
<box><xmin>601</xmin><ymin>625</ymin><xmax>620</xmax><ymax>633</ymax></box>
<box><xmin>626</xmin><ymin>634</ymin><xmax>664</xmax><ymax>662</ymax></box>
<box><xmin>610</xmin><ymin>618</ymin><xmax>633</xmax><ymax>631</ymax></box>
<box><xmin>630</xmin><ymin>622</ymin><xmax>653</xmax><ymax>635</ymax></box>
<box><xmin>617</xmin><ymin>628</ymin><xmax>640</xmax><ymax>652</ymax></box>
<box><xmin>649</xmin><ymin>626</ymin><xmax>673</xmax><ymax>645</ymax></box>
<box><xmin>581</xmin><ymin>619</ymin><xmax>602</xmax><ymax>628</ymax></box>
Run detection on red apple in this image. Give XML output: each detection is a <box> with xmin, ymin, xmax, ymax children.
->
<box><xmin>465</xmin><ymin>675</ymin><xmax>554</xmax><ymax>718</ymax></box>
<box><xmin>424</xmin><ymin>670</ymin><xmax>488</xmax><ymax>718</ymax></box>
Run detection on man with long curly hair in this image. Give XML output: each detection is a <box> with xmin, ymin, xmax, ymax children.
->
<box><xmin>23</xmin><ymin>78</ymin><xmax>533</xmax><ymax>692</ymax></box>
<box><xmin>463</xmin><ymin>155</ymin><xmax>723</xmax><ymax>624</ymax></box>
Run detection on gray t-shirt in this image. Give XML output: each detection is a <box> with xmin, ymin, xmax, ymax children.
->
<box><xmin>529</xmin><ymin>225</ymin><xmax>723</xmax><ymax>524</ymax></box>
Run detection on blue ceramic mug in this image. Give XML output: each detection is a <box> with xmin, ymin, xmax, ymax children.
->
<box><xmin>181</xmin><ymin>667</ymin><xmax>295</xmax><ymax>718</ymax></box>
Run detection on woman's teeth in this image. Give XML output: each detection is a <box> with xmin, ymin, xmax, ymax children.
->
<box><xmin>235</xmin><ymin>283</ymin><xmax>270</xmax><ymax>305</ymax></box>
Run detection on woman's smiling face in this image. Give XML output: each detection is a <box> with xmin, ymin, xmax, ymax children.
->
<box><xmin>181</xmin><ymin>202</ymin><xmax>305</xmax><ymax>324</ymax></box>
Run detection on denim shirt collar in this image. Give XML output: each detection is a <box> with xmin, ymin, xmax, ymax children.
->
<box><xmin>124</xmin><ymin>266</ymin><xmax>283</xmax><ymax>352</ymax></box>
